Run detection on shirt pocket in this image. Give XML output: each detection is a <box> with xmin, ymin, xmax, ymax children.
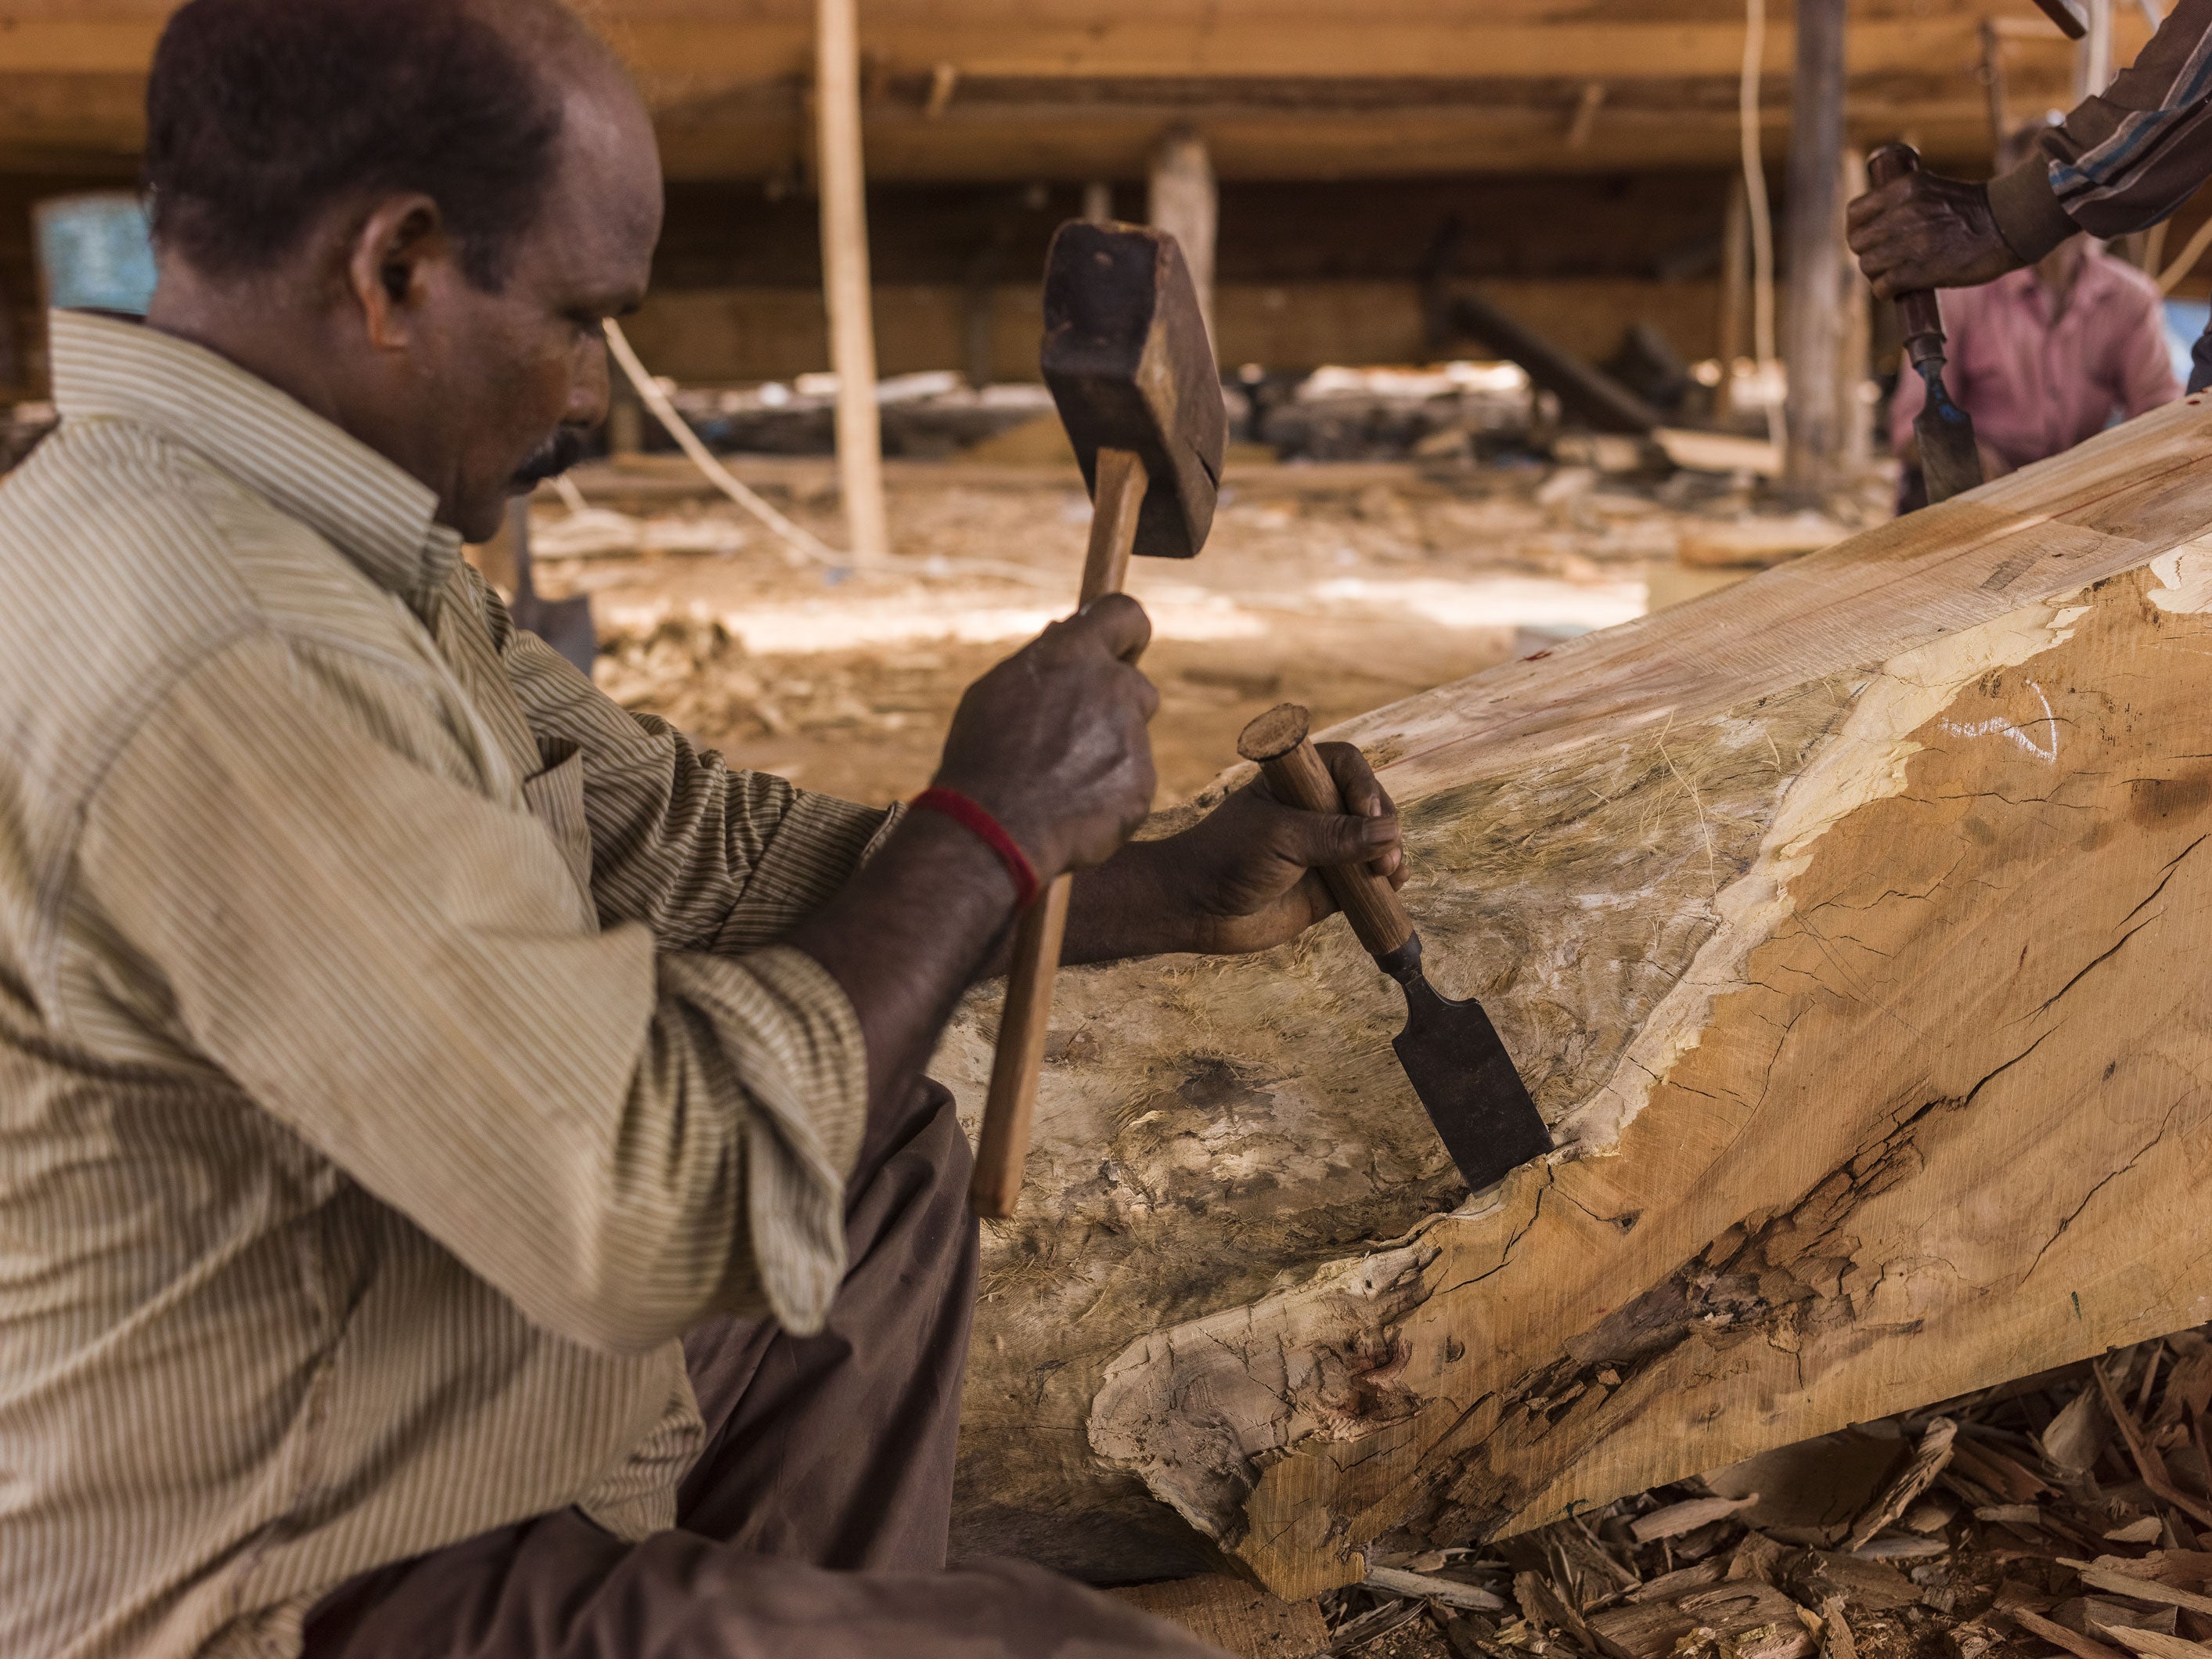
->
<box><xmin>521</xmin><ymin>740</ymin><xmax>595</xmax><ymax>903</ymax></box>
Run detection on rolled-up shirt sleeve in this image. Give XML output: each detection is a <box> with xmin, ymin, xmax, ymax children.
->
<box><xmin>77</xmin><ymin>629</ymin><xmax>866</xmax><ymax>1351</ymax></box>
<box><xmin>1988</xmin><ymin>0</ymin><xmax>2212</xmax><ymax>254</ymax></box>
<box><xmin>496</xmin><ymin>617</ymin><xmax>902</xmax><ymax>955</ymax></box>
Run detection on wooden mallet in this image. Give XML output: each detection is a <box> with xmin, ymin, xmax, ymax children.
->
<box><xmin>968</xmin><ymin>221</ymin><xmax>1227</xmax><ymax>1220</ymax></box>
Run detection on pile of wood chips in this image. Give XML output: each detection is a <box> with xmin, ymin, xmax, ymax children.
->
<box><xmin>593</xmin><ymin>610</ymin><xmax>923</xmax><ymax>742</ymax></box>
<box><xmin>1316</xmin><ymin>1330</ymin><xmax>2212</xmax><ymax>1659</ymax></box>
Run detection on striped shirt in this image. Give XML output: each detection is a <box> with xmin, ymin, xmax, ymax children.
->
<box><xmin>1987</xmin><ymin>0</ymin><xmax>2212</xmax><ymax>260</ymax></box>
<box><xmin>0</xmin><ymin>310</ymin><xmax>895</xmax><ymax>1659</ymax></box>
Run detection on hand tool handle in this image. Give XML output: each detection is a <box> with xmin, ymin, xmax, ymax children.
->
<box><xmin>1236</xmin><ymin>704</ymin><xmax>1414</xmax><ymax>960</ymax></box>
<box><xmin>2027</xmin><ymin>0</ymin><xmax>2088</xmax><ymax>41</ymax></box>
<box><xmin>1864</xmin><ymin>143</ymin><xmax>1947</xmax><ymax>366</ymax></box>
<box><xmin>971</xmin><ymin>446</ymin><xmax>1148</xmax><ymax>1220</ymax></box>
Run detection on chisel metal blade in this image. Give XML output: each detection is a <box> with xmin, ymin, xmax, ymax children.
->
<box><xmin>1914</xmin><ymin>362</ymin><xmax>1984</xmax><ymax>505</ymax></box>
<box><xmin>1382</xmin><ymin>939</ymin><xmax>1552</xmax><ymax>1192</ymax></box>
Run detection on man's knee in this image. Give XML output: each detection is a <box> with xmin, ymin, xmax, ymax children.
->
<box><xmin>846</xmin><ymin>1080</ymin><xmax>975</xmax><ymax>1281</ymax></box>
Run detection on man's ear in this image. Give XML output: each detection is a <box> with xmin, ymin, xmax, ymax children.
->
<box><xmin>346</xmin><ymin>194</ymin><xmax>448</xmax><ymax>352</ymax></box>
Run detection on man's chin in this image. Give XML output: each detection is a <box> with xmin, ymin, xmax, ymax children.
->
<box><xmin>452</xmin><ymin>494</ymin><xmax>514</xmax><ymax>548</ymax></box>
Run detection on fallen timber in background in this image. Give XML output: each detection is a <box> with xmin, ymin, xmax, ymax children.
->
<box><xmin>933</xmin><ymin>394</ymin><xmax>2212</xmax><ymax>1598</ymax></box>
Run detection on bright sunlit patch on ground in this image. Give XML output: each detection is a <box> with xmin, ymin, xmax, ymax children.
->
<box><xmin>1304</xmin><ymin>575</ymin><xmax>1647</xmax><ymax>632</ymax></box>
<box><xmin>599</xmin><ymin>590</ymin><xmax>1270</xmax><ymax>655</ymax></box>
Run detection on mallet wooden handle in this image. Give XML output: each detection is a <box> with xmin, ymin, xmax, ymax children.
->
<box><xmin>971</xmin><ymin>445</ymin><xmax>1148</xmax><ymax>1220</ymax></box>
<box><xmin>1236</xmin><ymin>704</ymin><xmax>1414</xmax><ymax>961</ymax></box>
<box><xmin>1864</xmin><ymin>144</ymin><xmax>1947</xmax><ymax>367</ymax></box>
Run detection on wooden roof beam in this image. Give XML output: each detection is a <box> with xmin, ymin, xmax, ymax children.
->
<box><xmin>0</xmin><ymin>16</ymin><xmax>2153</xmax><ymax>84</ymax></box>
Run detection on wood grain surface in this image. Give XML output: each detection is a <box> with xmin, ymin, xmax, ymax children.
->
<box><xmin>940</xmin><ymin>396</ymin><xmax>2212</xmax><ymax>1593</ymax></box>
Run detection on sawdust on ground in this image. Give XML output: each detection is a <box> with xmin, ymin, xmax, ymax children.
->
<box><xmin>1315</xmin><ymin>1330</ymin><xmax>2212</xmax><ymax>1659</ymax></box>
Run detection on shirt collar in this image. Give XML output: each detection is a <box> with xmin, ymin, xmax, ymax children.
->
<box><xmin>45</xmin><ymin>308</ymin><xmax>463</xmax><ymax>611</ymax></box>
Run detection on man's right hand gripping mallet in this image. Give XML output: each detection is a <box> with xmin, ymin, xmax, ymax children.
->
<box><xmin>968</xmin><ymin>221</ymin><xmax>1227</xmax><ymax>1220</ymax></box>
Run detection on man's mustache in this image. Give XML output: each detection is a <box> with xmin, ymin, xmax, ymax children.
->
<box><xmin>512</xmin><ymin>428</ymin><xmax>588</xmax><ymax>489</ymax></box>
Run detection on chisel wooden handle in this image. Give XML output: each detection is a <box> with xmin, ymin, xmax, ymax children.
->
<box><xmin>971</xmin><ymin>446</ymin><xmax>1148</xmax><ymax>1220</ymax></box>
<box><xmin>1864</xmin><ymin>143</ymin><xmax>1947</xmax><ymax>364</ymax></box>
<box><xmin>1236</xmin><ymin>704</ymin><xmax>1414</xmax><ymax>960</ymax></box>
<box><xmin>2026</xmin><ymin>0</ymin><xmax>2088</xmax><ymax>41</ymax></box>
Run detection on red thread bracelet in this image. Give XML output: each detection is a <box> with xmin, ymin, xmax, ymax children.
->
<box><xmin>910</xmin><ymin>788</ymin><xmax>1042</xmax><ymax>909</ymax></box>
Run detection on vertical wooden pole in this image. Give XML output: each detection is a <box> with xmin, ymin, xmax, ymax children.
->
<box><xmin>1980</xmin><ymin>20</ymin><xmax>2010</xmax><ymax>163</ymax></box>
<box><xmin>1782</xmin><ymin>0</ymin><xmax>1846</xmax><ymax>500</ymax></box>
<box><xmin>1716</xmin><ymin>176</ymin><xmax>1749</xmax><ymax>422</ymax></box>
<box><xmin>815</xmin><ymin>0</ymin><xmax>888</xmax><ymax>564</ymax></box>
<box><xmin>1839</xmin><ymin>148</ymin><xmax>1874</xmax><ymax>475</ymax></box>
<box><xmin>1148</xmin><ymin>127</ymin><xmax>1217</xmax><ymax>354</ymax></box>
<box><xmin>1083</xmin><ymin>181</ymin><xmax>1115</xmax><ymax>224</ymax></box>
<box><xmin>1565</xmin><ymin>81</ymin><xmax>1607</xmax><ymax>150</ymax></box>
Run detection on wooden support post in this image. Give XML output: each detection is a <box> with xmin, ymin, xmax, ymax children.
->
<box><xmin>815</xmin><ymin>0</ymin><xmax>889</xmax><ymax>564</ymax></box>
<box><xmin>1566</xmin><ymin>81</ymin><xmax>1607</xmax><ymax>150</ymax></box>
<box><xmin>924</xmin><ymin>61</ymin><xmax>959</xmax><ymax>121</ymax></box>
<box><xmin>1980</xmin><ymin>20</ymin><xmax>2011</xmax><ymax>163</ymax></box>
<box><xmin>1839</xmin><ymin>147</ymin><xmax>1874</xmax><ymax>474</ymax></box>
<box><xmin>1148</xmin><ymin>127</ymin><xmax>1217</xmax><ymax>353</ymax></box>
<box><xmin>1716</xmin><ymin>176</ymin><xmax>1749</xmax><ymax>422</ymax></box>
<box><xmin>962</xmin><ymin>224</ymin><xmax>1013</xmax><ymax>392</ymax></box>
<box><xmin>1782</xmin><ymin>0</ymin><xmax>1846</xmax><ymax>500</ymax></box>
<box><xmin>1083</xmin><ymin>181</ymin><xmax>1115</xmax><ymax>225</ymax></box>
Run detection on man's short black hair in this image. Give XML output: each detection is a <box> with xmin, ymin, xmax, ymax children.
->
<box><xmin>143</xmin><ymin>0</ymin><xmax>566</xmax><ymax>289</ymax></box>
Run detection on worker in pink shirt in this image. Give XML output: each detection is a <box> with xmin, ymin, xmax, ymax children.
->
<box><xmin>1891</xmin><ymin>230</ymin><xmax>2178</xmax><ymax>506</ymax></box>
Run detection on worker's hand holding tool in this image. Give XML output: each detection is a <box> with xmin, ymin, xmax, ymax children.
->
<box><xmin>931</xmin><ymin>596</ymin><xmax>1162</xmax><ymax>883</ymax></box>
<box><xmin>1846</xmin><ymin>167</ymin><xmax>2023</xmax><ymax>299</ymax></box>
<box><xmin>1080</xmin><ymin>744</ymin><xmax>1406</xmax><ymax>961</ymax></box>
<box><xmin>1861</xmin><ymin>144</ymin><xmax>1987</xmax><ymax>504</ymax></box>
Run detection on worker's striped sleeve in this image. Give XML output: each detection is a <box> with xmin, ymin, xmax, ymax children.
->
<box><xmin>1989</xmin><ymin>0</ymin><xmax>2212</xmax><ymax>258</ymax></box>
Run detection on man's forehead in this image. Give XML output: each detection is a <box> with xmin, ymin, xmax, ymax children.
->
<box><xmin>535</xmin><ymin>65</ymin><xmax>663</xmax><ymax>263</ymax></box>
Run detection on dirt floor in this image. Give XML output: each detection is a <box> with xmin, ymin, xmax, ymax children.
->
<box><xmin>538</xmin><ymin>453</ymin><xmax>1854</xmax><ymax>807</ymax></box>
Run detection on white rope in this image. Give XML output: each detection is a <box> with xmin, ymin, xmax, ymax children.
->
<box><xmin>551</xmin><ymin>474</ymin><xmax>590</xmax><ymax>514</ymax></box>
<box><xmin>1742</xmin><ymin>0</ymin><xmax>1786</xmax><ymax>448</ymax></box>
<box><xmin>600</xmin><ymin>319</ymin><xmax>1065</xmax><ymax>591</ymax></box>
<box><xmin>602</xmin><ymin>319</ymin><xmax>852</xmax><ymax>570</ymax></box>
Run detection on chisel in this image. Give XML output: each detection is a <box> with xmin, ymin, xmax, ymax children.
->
<box><xmin>1868</xmin><ymin>142</ymin><xmax>1985</xmax><ymax>505</ymax></box>
<box><xmin>1237</xmin><ymin>704</ymin><xmax>1551</xmax><ymax>1192</ymax></box>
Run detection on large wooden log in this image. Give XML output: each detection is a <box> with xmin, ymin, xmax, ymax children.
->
<box><xmin>936</xmin><ymin>396</ymin><xmax>2212</xmax><ymax>1593</ymax></box>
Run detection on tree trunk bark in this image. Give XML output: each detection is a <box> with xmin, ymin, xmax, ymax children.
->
<box><xmin>939</xmin><ymin>402</ymin><xmax>2212</xmax><ymax>1593</ymax></box>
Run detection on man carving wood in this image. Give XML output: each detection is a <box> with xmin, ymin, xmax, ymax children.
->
<box><xmin>1848</xmin><ymin>0</ymin><xmax>2212</xmax><ymax>391</ymax></box>
<box><xmin>0</xmin><ymin>3</ymin><xmax>1409</xmax><ymax>1655</ymax></box>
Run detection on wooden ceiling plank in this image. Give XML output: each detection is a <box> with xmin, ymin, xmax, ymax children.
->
<box><xmin>0</xmin><ymin>17</ymin><xmax>2156</xmax><ymax>83</ymax></box>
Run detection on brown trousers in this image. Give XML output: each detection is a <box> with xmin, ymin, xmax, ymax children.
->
<box><xmin>302</xmin><ymin>1084</ymin><xmax>1220</xmax><ymax>1658</ymax></box>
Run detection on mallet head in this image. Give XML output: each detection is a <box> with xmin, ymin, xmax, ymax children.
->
<box><xmin>1040</xmin><ymin>221</ymin><xmax>1227</xmax><ymax>561</ymax></box>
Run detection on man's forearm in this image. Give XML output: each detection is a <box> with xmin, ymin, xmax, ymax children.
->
<box><xmin>2037</xmin><ymin>0</ymin><xmax>2212</xmax><ymax>240</ymax></box>
<box><xmin>959</xmin><ymin>844</ymin><xmax>1185</xmax><ymax>984</ymax></box>
<box><xmin>786</xmin><ymin>810</ymin><xmax>1025</xmax><ymax>1123</ymax></box>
